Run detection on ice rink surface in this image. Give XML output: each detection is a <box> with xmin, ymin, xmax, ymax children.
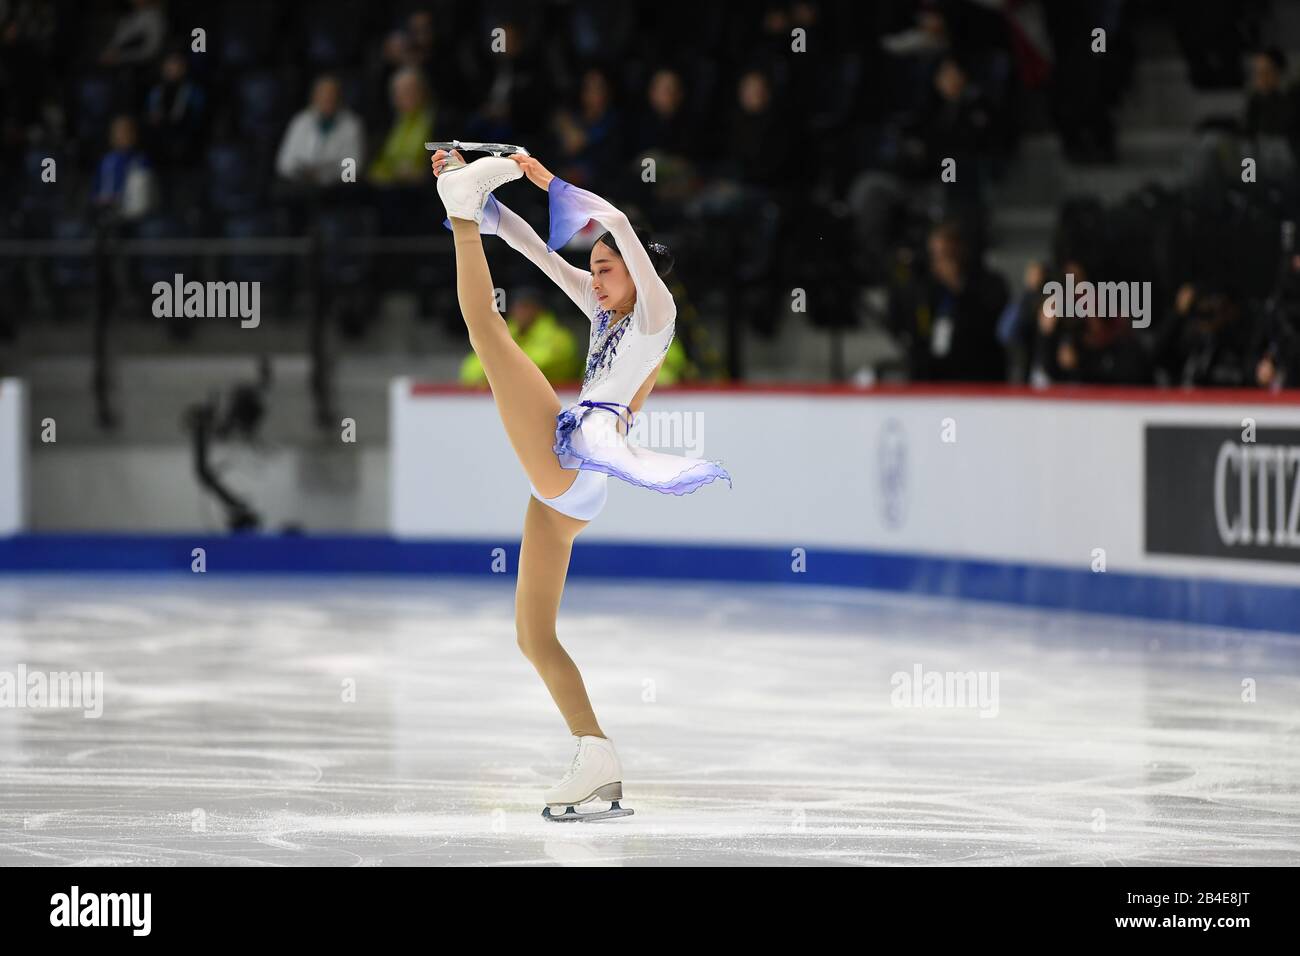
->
<box><xmin>0</xmin><ymin>574</ymin><xmax>1297</xmax><ymax>866</ymax></box>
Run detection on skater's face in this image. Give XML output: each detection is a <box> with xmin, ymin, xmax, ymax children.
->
<box><xmin>591</xmin><ymin>239</ymin><xmax>635</xmax><ymax>317</ymax></box>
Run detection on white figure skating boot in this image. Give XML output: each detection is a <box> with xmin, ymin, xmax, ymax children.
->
<box><xmin>436</xmin><ymin>155</ymin><xmax>523</xmax><ymax>225</ymax></box>
<box><xmin>542</xmin><ymin>734</ymin><xmax>634</xmax><ymax>822</ymax></box>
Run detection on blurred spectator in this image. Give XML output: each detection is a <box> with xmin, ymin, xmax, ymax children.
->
<box><xmin>97</xmin><ymin>0</ymin><xmax>164</xmax><ymax>66</ymax></box>
<box><xmin>1244</xmin><ymin>47</ymin><xmax>1298</xmax><ymax>174</ymax></box>
<box><xmin>553</xmin><ymin>66</ymin><xmax>625</xmax><ymax>192</ymax></box>
<box><xmin>1023</xmin><ymin>258</ymin><xmax>1149</xmax><ymax>386</ymax></box>
<box><xmin>368</xmin><ymin>66</ymin><xmax>435</xmax><ymax>233</ymax></box>
<box><xmin>880</xmin><ymin>2</ymin><xmax>948</xmax><ymax>58</ymax></box>
<box><xmin>633</xmin><ymin>68</ymin><xmax>699</xmax><ymax>224</ymax></box>
<box><xmin>143</xmin><ymin>51</ymin><xmax>206</xmax><ymax>167</ymax></box>
<box><xmin>1043</xmin><ymin>0</ymin><xmax>1126</xmax><ymax>164</ymax></box>
<box><xmin>1172</xmin><ymin>0</ymin><xmax>1251</xmax><ymax>89</ymax></box>
<box><xmin>567</xmin><ymin>0</ymin><xmax>638</xmax><ymax>62</ymax></box>
<box><xmin>276</xmin><ymin>74</ymin><xmax>365</xmax><ymax>187</ymax></box>
<box><xmin>1245</xmin><ymin>47</ymin><xmax>1292</xmax><ymax>138</ymax></box>
<box><xmin>890</xmin><ymin>221</ymin><xmax>1008</xmax><ymax>382</ymax></box>
<box><xmin>377</xmin><ymin>9</ymin><xmax>444</xmax><ymax>116</ymax></box>
<box><xmin>684</xmin><ymin>65</ymin><xmax>789</xmax><ymax>297</ymax></box>
<box><xmin>1053</xmin><ymin>311</ymin><xmax>1152</xmax><ymax>385</ymax></box>
<box><xmin>382</xmin><ymin>9</ymin><xmax>436</xmax><ymax>74</ymax></box>
<box><xmin>633</xmin><ymin>68</ymin><xmax>695</xmax><ymax>158</ymax></box>
<box><xmin>879</xmin><ymin>0</ymin><xmax>953</xmax><ymax>121</ymax></box>
<box><xmin>1251</xmin><ymin>254</ymin><xmax>1300</xmax><ymax>389</ymax></box>
<box><xmin>369</xmin><ymin>67</ymin><xmax>435</xmax><ymax>185</ymax></box>
<box><xmin>465</xmin><ymin>22</ymin><xmax>552</xmax><ymax>145</ymax></box>
<box><xmin>903</xmin><ymin>55</ymin><xmax>993</xmax><ymax>190</ymax></box>
<box><xmin>997</xmin><ymin>260</ymin><xmax>1048</xmax><ymax>382</ymax></box>
<box><xmin>459</xmin><ymin>289</ymin><xmax>581</xmax><ymax>387</ymax></box>
<box><xmin>1188</xmin><ymin>46</ymin><xmax>1299</xmax><ymax>190</ymax></box>
<box><xmin>92</xmin><ymin>114</ymin><xmax>156</xmax><ymax>220</ymax></box>
<box><xmin>0</xmin><ymin>2</ymin><xmax>51</xmax><ymax>159</ymax></box>
<box><xmin>711</xmin><ymin>68</ymin><xmax>786</xmax><ymax>192</ymax></box>
<box><xmin>1152</xmin><ymin>283</ymin><xmax>1251</xmax><ymax>387</ymax></box>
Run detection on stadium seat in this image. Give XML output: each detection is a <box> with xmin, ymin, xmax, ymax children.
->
<box><xmin>206</xmin><ymin>144</ymin><xmax>264</xmax><ymax>217</ymax></box>
<box><xmin>236</xmin><ymin>71</ymin><xmax>287</xmax><ymax>145</ymax></box>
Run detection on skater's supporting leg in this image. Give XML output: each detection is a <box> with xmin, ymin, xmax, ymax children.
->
<box><xmin>450</xmin><ymin>217</ymin><xmax>579</xmax><ymax>499</ymax></box>
<box><xmin>517</xmin><ymin>495</ymin><xmax>605</xmax><ymax>739</ymax></box>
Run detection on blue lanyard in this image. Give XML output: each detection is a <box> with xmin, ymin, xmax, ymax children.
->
<box><xmin>579</xmin><ymin>400</ymin><xmax>635</xmax><ymax>434</ymax></box>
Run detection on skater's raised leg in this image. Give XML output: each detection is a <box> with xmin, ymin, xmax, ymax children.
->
<box><xmin>448</xmin><ymin>217</ymin><xmax>580</xmax><ymax>499</ymax></box>
<box><xmin>438</xmin><ymin>153</ymin><xmax>579</xmax><ymax>499</ymax></box>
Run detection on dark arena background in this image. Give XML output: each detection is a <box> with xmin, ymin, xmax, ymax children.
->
<box><xmin>0</xmin><ymin>0</ymin><xmax>1296</xmax><ymax>921</ymax></box>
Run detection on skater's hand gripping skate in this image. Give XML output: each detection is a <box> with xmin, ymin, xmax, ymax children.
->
<box><xmin>509</xmin><ymin>154</ymin><xmax>555</xmax><ymax>192</ymax></box>
<box><xmin>429</xmin><ymin>148</ymin><xmax>465</xmax><ymax>178</ymax></box>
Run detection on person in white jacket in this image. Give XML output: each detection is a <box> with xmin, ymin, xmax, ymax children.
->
<box><xmin>275</xmin><ymin>74</ymin><xmax>364</xmax><ymax>187</ymax></box>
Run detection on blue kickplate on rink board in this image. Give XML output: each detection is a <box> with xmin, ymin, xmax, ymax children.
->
<box><xmin>0</xmin><ymin>533</ymin><xmax>1296</xmax><ymax>635</ymax></box>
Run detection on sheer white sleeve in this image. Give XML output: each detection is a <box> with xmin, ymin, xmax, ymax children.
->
<box><xmin>545</xmin><ymin>177</ymin><xmax>676</xmax><ymax>335</ymax></box>
<box><xmin>442</xmin><ymin>196</ymin><xmax>597</xmax><ymax>319</ymax></box>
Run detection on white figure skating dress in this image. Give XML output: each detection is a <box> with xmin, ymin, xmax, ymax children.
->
<box><xmin>446</xmin><ymin>176</ymin><xmax>732</xmax><ymax>499</ymax></box>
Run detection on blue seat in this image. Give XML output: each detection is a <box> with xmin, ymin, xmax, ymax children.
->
<box><xmin>223</xmin><ymin>213</ymin><xmax>288</xmax><ymax>285</ymax></box>
<box><xmin>302</xmin><ymin>6</ymin><xmax>363</xmax><ymax>67</ymax></box>
<box><xmin>317</xmin><ymin>209</ymin><xmax>371</xmax><ymax>288</ymax></box>
<box><xmin>74</xmin><ymin>73</ymin><xmax>115</xmax><ymax>146</ymax></box>
<box><xmin>20</xmin><ymin>147</ymin><xmax>65</xmax><ymax>229</ymax></box>
<box><xmin>206</xmin><ymin>144</ymin><xmax>263</xmax><ymax>215</ymax></box>
<box><xmin>50</xmin><ymin>217</ymin><xmax>95</xmax><ymax>289</ymax></box>
<box><xmin>216</xmin><ymin>2</ymin><xmax>278</xmax><ymax>67</ymax></box>
<box><xmin>236</xmin><ymin>71</ymin><xmax>285</xmax><ymax>144</ymax></box>
<box><xmin>133</xmin><ymin>216</ymin><xmax>192</xmax><ymax>288</ymax></box>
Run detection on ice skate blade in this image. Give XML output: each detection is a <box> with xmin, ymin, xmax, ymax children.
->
<box><xmin>425</xmin><ymin>140</ymin><xmax>530</xmax><ymax>157</ymax></box>
<box><xmin>542</xmin><ymin>800</ymin><xmax>635</xmax><ymax>822</ymax></box>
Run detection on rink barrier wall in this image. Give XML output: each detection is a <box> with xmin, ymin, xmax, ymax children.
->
<box><xmin>0</xmin><ymin>533</ymin><xmax>1296</xmax><ymax>634</ymax></box>
<box><xmin>392</xmin><ymin>379</ymin><xmax>1300</xmax><ymax>578</ymax></box>
<box><xmin>3</xmin><ymin>382</ymin><xmax>1299</xmax><ymax>633</ymax></box>
<box><xmin>0</xmin><ymin>379</ymin><xmax>26</xmax><ymax>535</ymax></box>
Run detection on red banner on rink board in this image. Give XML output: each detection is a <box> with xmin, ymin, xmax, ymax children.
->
<box><xmin>407</xmin><ymin>381</ymin><xmax>1300</xmax><ymax>403</ymax></box>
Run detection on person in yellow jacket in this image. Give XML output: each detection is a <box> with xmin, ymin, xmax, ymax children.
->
<box><xmin>369</xmin><ymin>68</ymin><xmax>435</xmax><ymax>185</ymax></box>
<box><xmin>460</xmin><ymin>288</ymin><xmax>583</xmax><ymax>387</ymax></box>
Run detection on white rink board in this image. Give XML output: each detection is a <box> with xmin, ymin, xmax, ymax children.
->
<box><xmin>0</xmin><ymin>379</ymin><xmax>26</xmax><ymax>535</ymax></box>
<box><xmin>390</xmin><ymin>380</ymin><xmax>1300</xmax><ymax>587</ymax></box>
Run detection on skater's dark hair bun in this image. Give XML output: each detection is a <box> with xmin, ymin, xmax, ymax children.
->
<box><xmin>596</xmin><ymin>230</ymin><xmax>674</xmax><ymax>279</ymax></box>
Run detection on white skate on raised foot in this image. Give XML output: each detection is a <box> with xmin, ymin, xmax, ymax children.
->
<box><xmin>436</xmin><ymin>155</ymin><xmax>523</xmax><ymax>225</ymax></box>
<box><xmin>541</xmin><ymin>734</ymin><xmax>635</xmax><ymax>822</ymax></box>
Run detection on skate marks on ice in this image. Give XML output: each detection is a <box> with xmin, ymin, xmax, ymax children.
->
<box><xmin>0</xmin><ymin>576</ymin><xmax>1297</xmax><ymax>865</ymax></box>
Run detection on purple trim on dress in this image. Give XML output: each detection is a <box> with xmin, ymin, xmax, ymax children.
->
<box><xmin>552</xmin><ymin>403</ymin><xmax>734</xmax><ymax>497</ymax></box>
<box><xmin>575</xmin><ymin>399</ymin><xmax>635</xmax><ymax>434</ymax></box>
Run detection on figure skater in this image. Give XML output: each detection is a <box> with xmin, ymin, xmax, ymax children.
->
<box><xmin>431</xmin><ymin>146</ymin><xmax>731</xmax><ymax>821</ymax></box>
